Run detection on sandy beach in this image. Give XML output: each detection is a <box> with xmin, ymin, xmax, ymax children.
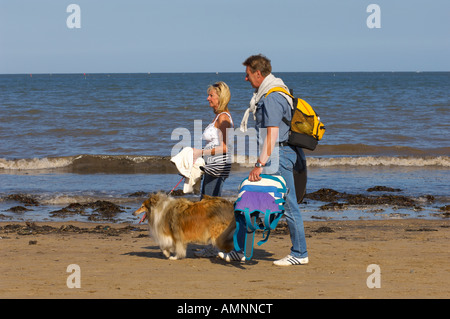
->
<box><xmin>1</xmin><ymin>219</ymin><xmax>449</xmax><ymax>299</ymax></box>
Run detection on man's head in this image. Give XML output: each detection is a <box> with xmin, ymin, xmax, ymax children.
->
<box><xmin>243</xmin><ymin>54</ymin><xmax>272</xmax><ymax>89</ymax></box>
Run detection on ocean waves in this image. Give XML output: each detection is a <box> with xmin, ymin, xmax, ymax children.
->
<box><xmin>307</xmin><ymin>156</ymin><xmax>450</xmax><ymax>167</ymax></box>
<box><xmin>1</xmin><ymin>152</ymin><xmax>449</xmax><ymax>174</ymax></box>
<box><xmin>0</xmin><ymin>156</ymin><xmax>76</xmax><ymax>171</ymax></box>
<box><xmin>0</xmin><ymin>155</ymin><xmax>174</xmax><ymax>174</ymax></box>
<box><xmin>309</xmin><ymin>144</ymin><xmax>449</xmax><ymax>156</ymax></box>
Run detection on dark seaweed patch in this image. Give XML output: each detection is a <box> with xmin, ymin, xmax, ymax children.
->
<box><xmin>49</xmin><ymin>200</ymin><xmax>126</xmax><ymax>221</ymax></box>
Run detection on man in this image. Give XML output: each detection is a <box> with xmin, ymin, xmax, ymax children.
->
<box><xmin>219</xmin><ymin>54</ymin><xmax>308</xmax><ymax>266</ymax></box>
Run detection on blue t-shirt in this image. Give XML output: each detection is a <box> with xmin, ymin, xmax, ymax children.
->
<box><xmin>255</xmin><ymin>92</ymin><xmax>292</xmax><ymax>142</ymax></box>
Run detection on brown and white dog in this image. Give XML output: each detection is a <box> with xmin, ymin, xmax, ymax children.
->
<box><xmin>133</xmin><ymin>192</ymin><xmax>236</xmax><ymax>260</ymax></box>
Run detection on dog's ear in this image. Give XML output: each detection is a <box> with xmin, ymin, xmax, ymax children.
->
<box><xmin>147</xmin><ymin>194</ymin><xmax>157</xmax><ymax>207</ymax></box>
<box><xmin>143</xmin><ymin>193</ymin><xmax>160</xmax><ymax>213</ymax></box>
<box><xmin>149</xmin><ymin>192</ymin><xmax>167</xmax><ymax>206</ymax></box>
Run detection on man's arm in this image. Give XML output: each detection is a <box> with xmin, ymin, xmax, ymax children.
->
<box><xmin>249</xmin><ymin>126</ymin><xmax>279</xmax><ymax>182</ymax></box>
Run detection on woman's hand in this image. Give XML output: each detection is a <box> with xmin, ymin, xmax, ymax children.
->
<box><xmin>192</xmin><ymin>148</ymin><xmax>203</xmax><ymax>162</ymax></box>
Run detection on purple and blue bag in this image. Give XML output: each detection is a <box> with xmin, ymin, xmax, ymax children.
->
<box><xmin>234</xmin><ymin>174</ymin><xmax>287</xmax><ymax>260</ymax></box>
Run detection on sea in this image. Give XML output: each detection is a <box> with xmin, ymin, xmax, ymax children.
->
<box><xmin>0</xmin><ymin>72</ymin><xmax>449</xmax><ymax>223</ymax></box>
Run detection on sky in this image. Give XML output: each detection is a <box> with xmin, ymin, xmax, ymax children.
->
<box><xmin>0</xmin><ymin>0</ymin><xmax>449</xmax><ymax>74</ymax></box>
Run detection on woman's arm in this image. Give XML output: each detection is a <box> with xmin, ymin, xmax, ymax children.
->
<box><xmin>193</xmin><ymin>113</ymin><xmax>232</xmax><ymax>160</ymax></box>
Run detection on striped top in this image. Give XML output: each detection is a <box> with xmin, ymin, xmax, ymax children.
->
<box><xmin>201</xmin><ymin>112</ymin><xmax>233</xmax><ymax>178</ymax></box>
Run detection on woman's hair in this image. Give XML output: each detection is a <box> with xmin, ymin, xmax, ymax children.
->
<box><xmin>242</xmin><ymin>54</ymin><xmax>272</xmax><ymax>77</ymax></box>
<box><xmin>208</xmin><ymin>81</ymin><xmax>231</xmax><ymax>113</ymax></box>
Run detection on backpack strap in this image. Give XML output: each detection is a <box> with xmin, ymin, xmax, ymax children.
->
<box><xmin>234</xmin><ymin>206</ymin><xmax>285</xmax><ymax>256</ymax></box>
<box><xmin>266</xmin><ymin>87</ymin><xmax>294</xmax><ymax>99</ymax></box>
<box><xmin>232</xmin><ymin>207</ymin><xmax>258</xmax><ymax>259</ymax></box>
<box><xmin>265</xmin><ymin>87</ymin><xmax>295</xmax><ymax>129</ymax></box>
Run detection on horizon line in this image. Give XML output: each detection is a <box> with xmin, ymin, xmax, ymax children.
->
<box><xmin>1</xmin><ymin>70</ymin><xmax>449</xmax><ymax>76</ymax></box>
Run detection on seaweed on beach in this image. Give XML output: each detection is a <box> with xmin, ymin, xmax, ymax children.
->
<box><xmin>305</xmin><ymin>188</ymin><xmax>345</xmax><ymax>203</ymax></box>
<box><xmin>319</xmin><ymin>202</ymin><xmax>349</xmax><ymax>211</ymax></box>
<box><xmin>4</xmin><ymin>194</ymin><xmax>40</xmax><ymax>206</ymax></box>
<box><xmin>6</xmin><ymin>206</ymin><xmax>33</xmax><ymax>213</ymax></box>
<box><xmin>305</xmin><ymin>187</ymin><xmax>431</xmax><ymax>211</ymax></box>
<box><xmin>49</xmin><ymin>200</ymin><xmax>126</xmax><ymax>221</ymax></box>
<box><xmin>367</xmin><ymin>186</ymin><xmax>402</xmax><ymax>192</ymax></box>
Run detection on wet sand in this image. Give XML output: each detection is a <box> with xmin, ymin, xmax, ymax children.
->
<box><xmin>0</xmin><ymin>219</ymin><xmax>449</xmax><ymax>299</ymax></box>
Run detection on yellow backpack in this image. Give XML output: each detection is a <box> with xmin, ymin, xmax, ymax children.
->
<box><xmin>266</xmin><ymin>87</ymin><xmax>325</xmax><ymax>151</ymax></box>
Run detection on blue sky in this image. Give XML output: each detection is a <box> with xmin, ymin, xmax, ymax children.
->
<box><xmin>0</xmin><ymin>0</ymin><xmax>449</xmax><ymax>73</ymax></box>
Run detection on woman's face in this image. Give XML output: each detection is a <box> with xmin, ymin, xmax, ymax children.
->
<box><xmin>207</xmin><ymin>88</ymin><xmax>220</xmax><ymax>111</ymax></box>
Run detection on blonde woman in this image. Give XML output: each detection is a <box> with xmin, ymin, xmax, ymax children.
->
<box><xmin>193</xmin><ymin>81</ymin><xmax>234</xmax><ymax>197</ymax></box>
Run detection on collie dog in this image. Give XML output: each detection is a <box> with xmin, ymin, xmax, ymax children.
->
<box><xmin>133</xmin><ymin>192</ymin><xmax>235</xmax><ymax>260</ymax></box>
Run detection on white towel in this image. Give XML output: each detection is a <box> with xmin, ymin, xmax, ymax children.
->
<box><xmin>240</xmin><ymin>73</ymin><xmax>293</xmax><ymax>132</ymax></box>
<box><xmin>170</xmin><ymin>147</ymin><xmax>205</xmax><ymax>193</ymax></box>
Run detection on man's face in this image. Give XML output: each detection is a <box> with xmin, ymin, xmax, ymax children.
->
<box><xmin>245</xmin><ymin>66</ymin><xmax>264</xmax><ymax>89</ymax></box>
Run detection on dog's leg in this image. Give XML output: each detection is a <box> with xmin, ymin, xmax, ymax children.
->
<box><xmin>157</xmin><ymin>234</ymin><xmax>174</xmax><ymax>259</ymax></box>
<box><xmin>215</xmin><ymin>220</ymin><xmax>236</xmax><ymax>252</ymax></box>
<box><xmin>170</xmin><ymin>241</ymin><xmax>187</xmax><ymax>260</ymax></box>
<box><xmin>161</xmin><ymin>249</ymin><xmax>171</xmax><ymax>258</ymax></box>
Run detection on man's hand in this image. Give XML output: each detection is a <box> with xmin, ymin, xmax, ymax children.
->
<box><xmin>249</xmin><ymin>166</ymin><xmax>263</xmax><ymax>182</ymax></box>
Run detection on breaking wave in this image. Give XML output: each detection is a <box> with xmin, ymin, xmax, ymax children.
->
<box><xmin>0</xmin><ymin>155</ymin><xmax>174</xmax><ymax>173</ymax></box>
<box><xmin>1</xmin><ymin>153</ymin><xmax>449</xmax><ymax>173</ymax></box>
<box><xmin>307</xmin><ymin>156</ymin><xmax>450</xmax><ymax>167</ymax></box>
<box><xmin>0</xmin><ymin>156</ymin><xmax>76</xmax><ymax>170</ymax></box>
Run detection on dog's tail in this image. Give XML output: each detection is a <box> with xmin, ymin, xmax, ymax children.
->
<box><xmin>215</xmin><ymin>220</ymin><xmax>236</xmax><ymax>252</ymax></box>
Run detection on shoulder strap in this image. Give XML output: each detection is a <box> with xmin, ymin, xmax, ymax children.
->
<box><xmin>265</xmin><ymin>87</ymin><xmax>295</xmax><ymax>128</ymax></box>
<box><xmin>265</xmin><ymin>87</ymin><xmax>294</xmax><ymax>99</ymax></box>
<box><xmin>213</xmin><ymin>112</ymin><xmax>234</xmax><ymax>127</ymax></box>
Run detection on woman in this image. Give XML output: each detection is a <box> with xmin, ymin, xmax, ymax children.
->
<box><xmin>193</xmin><ymin>81</ymin><xmax>234</xmax><ymax>198</ymax></box>
<box><xmin>192</xmin><ymin>82</ymin><xmax>233</xmax><ymax>258</ymax></box>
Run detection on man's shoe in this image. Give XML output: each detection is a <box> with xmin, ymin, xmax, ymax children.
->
<box><xmin>273</xmin><ymin>255</ymin><xmax>309</xmax><ymax>266</ymax></box>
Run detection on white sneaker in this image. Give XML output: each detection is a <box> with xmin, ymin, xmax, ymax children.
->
<box><xmin>218</xmin><ymin>250</ymin><xmax>246</xmax><ymax>262</ymax></box>
<box><xmin>273</xmin><ymin>255</ymin><xmax>309</xmax><ymax>266</ymax></box>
